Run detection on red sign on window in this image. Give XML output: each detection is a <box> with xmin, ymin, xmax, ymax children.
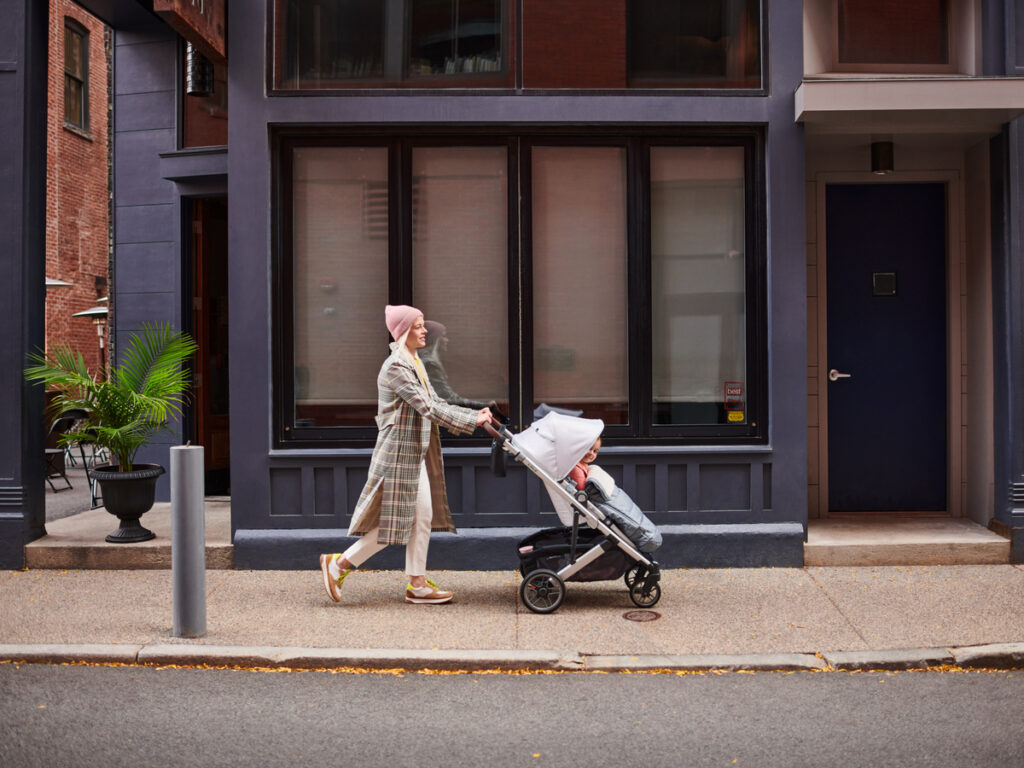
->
<box><xmin>724</xmin><ymin>381</ymin><xmax>745</xmax><ymax>411</ymax></box>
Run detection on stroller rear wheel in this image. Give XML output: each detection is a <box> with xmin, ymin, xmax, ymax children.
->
<box><xmin>520</xmin><ymin>569</ymin><xmax>566</xmax><ymax>614</ymax></box>
<box><xmin>624</xmin><ymin>563</ymin><xmax>642</xmax><ymax>588</ymax></box>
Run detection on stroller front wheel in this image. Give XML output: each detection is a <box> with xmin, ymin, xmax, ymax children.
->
<box><xmin>520</xmin><ymin>569</ymin><xmax>566</xmax><ymax>614</ymax></box>
<box><xmin>629</xmin><ymin>579</ymin><xmax>662</xmax><ymax>608</ymax></box>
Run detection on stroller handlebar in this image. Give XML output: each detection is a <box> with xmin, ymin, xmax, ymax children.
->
<box><xmin>482</xmin><ymin>419</ymin><xmax>504</xmax><ymax>441</ymax></box>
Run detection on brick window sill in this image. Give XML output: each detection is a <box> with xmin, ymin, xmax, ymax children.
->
<box><xmin>62</xmin><ymin>122</ymin><xmax>94</xmax><ymax>142</ymax></box>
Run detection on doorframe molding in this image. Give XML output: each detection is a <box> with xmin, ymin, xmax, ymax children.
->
<box><xmin>813</xmin><ymin>170</ymin><xmax>964</xmax><ymax>518</ymax></box>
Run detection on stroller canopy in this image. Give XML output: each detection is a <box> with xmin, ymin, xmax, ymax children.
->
<box><xmin>511</xmin><ymin>412</ymin><xmax>604</xmax><ymax>480</ymax></box>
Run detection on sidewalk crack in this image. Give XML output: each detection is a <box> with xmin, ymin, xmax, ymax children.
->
<box><xmin>806</xmin><ymin>569</ymin><xmax>869</xmax><ymax>648</ymax></box>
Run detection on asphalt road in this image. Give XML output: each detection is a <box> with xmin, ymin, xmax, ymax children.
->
<box><xmin>2</xmin><ymin>663</ymin><xmax>1022</xmax><ymax>768</ymax></box>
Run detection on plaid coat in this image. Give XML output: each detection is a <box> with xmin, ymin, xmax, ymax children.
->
<box><xmin>348</xmin><ymin>343</ymin><xmax>480</xmax><ymax>545</ymax></box>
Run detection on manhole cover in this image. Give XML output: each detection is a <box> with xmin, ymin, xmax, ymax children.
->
<box><xmin>622</xmin><ymin>610</ymin><xmax>661</xmax><ymax>622</ymax></box>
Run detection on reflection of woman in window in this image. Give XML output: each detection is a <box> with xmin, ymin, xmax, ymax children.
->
<box><xmin>419</xmin><ymin>320</ymin><xmax>489</xmax><ymax>410</ymax></box>
<box><xmin>319</xmin><ymin>305</ymin><xmax>492</xmax><ymax>605</ymax></box>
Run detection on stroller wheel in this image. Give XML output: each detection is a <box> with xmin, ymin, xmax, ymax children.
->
<box><xmin>629</xmin><ymin>580</ymin><xmax>662</xmax><ymax>609</ymax></box>
<box><xmin>520</xmin><ymin>569</ymin><xmax>566</xmax><ymax>614</ymax></box>
<box><xmin>624</xmin><ymin>563</ymin><xmax>642</xmax><ymax>589</ymax></box>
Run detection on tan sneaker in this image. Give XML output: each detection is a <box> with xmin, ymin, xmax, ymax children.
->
<box><xmin>320</xmin><ymin>554</ymin><xmax>350</xmax><ymax>603</ymax></box>
<box><xmin>405</xmin><ymin>583</ymin><xmax>453</xmax><ymax>604</ymax></box>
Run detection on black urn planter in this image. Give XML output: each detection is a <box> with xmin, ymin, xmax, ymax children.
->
<box><xmin>92</xmin><ymin>464</ymin><xmax>166</xmax><ymax>543</ymax></box>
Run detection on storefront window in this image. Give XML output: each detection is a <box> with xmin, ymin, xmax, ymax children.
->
<box><xmin>651</xmin><ymin>146</ymin><xmax>747</xmax><ymax>425</ymax></box>
<box><xmin>628</xmin><ymin>0</ymin><xmax>761</xmax><ymax>88</ymax></box>
<box><xmin>292</xmin><ymin>147</ymin><xmax>390</xmax><ymax>427</ymax></box>
<box><xmin>411</xmin><ymin>146</ymin><xmax>509</xmax><ymax>414</ymax></box>
<box><xmin>274</xmin><ymin>0</ymin><xmax>509</xmax><ymax>88</ymax></box>
<box><xmin>531</xmin><ymin>146</ymin><xmax>629</xmax><ymax>424</ymax></box>
<box><xmin>277</xmin><ymin>133</ymin><xmax>763</xmax><ymax>445</ymax></box>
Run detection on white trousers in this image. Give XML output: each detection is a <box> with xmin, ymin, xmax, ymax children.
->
<box><xmin>343</xmin><ymin>462</ymin><xmax>432</xmax><ymax>577</ymax></box>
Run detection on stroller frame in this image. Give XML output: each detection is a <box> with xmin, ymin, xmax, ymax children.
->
<box><xmin>485</xmin><ymin>421</ymin><xmax>662</xmax><ymax>614</ymax></box>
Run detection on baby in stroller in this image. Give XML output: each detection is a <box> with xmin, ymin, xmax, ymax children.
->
<box><xmin>565</xmin><ymin>435</ymin><xmax>663</xmax><ymax>554</ymax></box>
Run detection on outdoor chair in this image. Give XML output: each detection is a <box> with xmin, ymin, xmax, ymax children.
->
<box><xmin>59</xmin><ymin>408</ymin><xmax>103</xmax><ymax>509</ymax></box>
<box><xmin>44</xmin><ymin>413</ymin><xmax>79</xmax><ymax>492</ymax></box>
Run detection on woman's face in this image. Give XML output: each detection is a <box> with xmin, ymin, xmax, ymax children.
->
<box><xmin>406</xmin><ymin>316</ymin><xmax>427</xmax><ymax>351</ymax></box>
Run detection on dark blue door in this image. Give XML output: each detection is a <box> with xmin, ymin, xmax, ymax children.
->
<box><xmin>826</xmin><ymin>183</ymin><xmax>947</xmax><ymax>512</ymax></box>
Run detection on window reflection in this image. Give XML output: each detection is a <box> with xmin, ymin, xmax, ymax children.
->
<box><xmin>629</xmin><ymin>0</ymin><xmax>761</xmax><ymax>88</ymax></box>
<box><xmin>411</xmin><ymin>146</ymin><xmax>510</xmax><ymax>420</ymax></box>
<box><xmin>292</xmin><ymin>147</ymin><xmax>389</xmax><ymax>427</ymax></box>
<box><xmin>532</xmin><ymin>146</ymin><xmax>629</xmax><ymax>425</ymax></box>
<box><xmin>651</xmin><ymin>146</ymin><xmax>746</xmax><ymax>425</ymax></box>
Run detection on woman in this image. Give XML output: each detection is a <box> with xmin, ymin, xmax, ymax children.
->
<box><xmin>319</xmin><ymin>305</ymin><xmax>492</xmax><ymax>605</ymax></box>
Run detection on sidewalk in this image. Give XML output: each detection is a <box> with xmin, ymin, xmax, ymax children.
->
<box><xmin>3</xmin><ymin>565</ymin><xmax>1024</xmax><ymax>672</ymax></box>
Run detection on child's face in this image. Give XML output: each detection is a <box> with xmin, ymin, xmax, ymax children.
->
<box><xmin>583</xmin><ymin>438</ymin><xmax>601</xmax><ymax>464</ymax></box>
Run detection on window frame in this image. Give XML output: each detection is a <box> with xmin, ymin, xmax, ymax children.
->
<box><xmin>272</xmin><ymin>128</ymin><xmax>767</xmax><ymax>449</ymax></box>
<box><xmin>63</xmin><ymin>18</ymin><xmax>89</xmax><ymax>132</ymax></box>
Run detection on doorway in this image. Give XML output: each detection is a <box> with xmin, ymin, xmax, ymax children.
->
<box><xmin>188</xmin><ymin>197</ymin><xmax>230</xmax><ymax>495</ymax></box>
<box><xmin>824</xmin><ymin>183</ymin><xmax>947</xmax><ymax>513</ymax></box>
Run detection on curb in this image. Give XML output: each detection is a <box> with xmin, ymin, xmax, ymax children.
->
<box><xmin>2</xmin><ymin>643</ymin><xmax>1023</xmax><ymax>673</ymax></box>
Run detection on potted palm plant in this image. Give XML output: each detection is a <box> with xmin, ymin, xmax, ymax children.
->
<box><xmin>25</xmin><ymin>323</ymin><xmax>198</xmax><ymax>542</ymax></box>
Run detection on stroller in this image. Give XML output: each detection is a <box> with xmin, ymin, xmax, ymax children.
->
<box><xmin>485</xmin><ymin>411</ymin><xmax>662</xmax><ymax>614</ymax></box>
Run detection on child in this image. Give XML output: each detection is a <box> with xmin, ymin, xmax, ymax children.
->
<box><xmin>569</xmin><ymin>437</ymin><xmax>601</xmax><ymax>490</ymax></box>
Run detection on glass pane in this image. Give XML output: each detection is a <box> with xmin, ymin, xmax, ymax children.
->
<box><xmin>64</xmin><ymin>27</ymin><xmax>83</xmax><ymax>78</ymax></box>
<box><xmin>532</xmin><ymin>146</ymin><xmax>628</xmax><ymax>425</ymax></box>
<box><xmin>651</xmin><ymin>146</ymin><xmax>746</xmax><ymax>425</ymax></box>
<box><xmin>183</xmin><ymin>58</ymin><xmax>228</xmax><ymax>147</ymax></box>
<box><xmin>280</xmin><ymin>0</ymin><xmax>384</xmax><ymax>87</ymax></box>
<box><xmin>838</xmin><ymin>0</ymin><xmax>947</xmax><ymax>65</ymax></box>
<box><xmin>292</xmin><ymin>147</ymin><xmax>389</xmax><ymax>427</ymax></box>
<box><xmin>629</xmin><ymin>0</ymin><xmax>761</xmax><ymax>88</ymax></box>
<box><xmin>408</xmin><ymin>0</ymin><xmax>503</xmax><ymax>77</ymax></box>
<box><xmin>411</xmin><ymin>146</ymin><xmax>509</xmax><ymax>420</ymax></box>
<box><xmin>64</xmin><ymin>76</ymin><xmax>83</xmax><ymax>127</ymax></box>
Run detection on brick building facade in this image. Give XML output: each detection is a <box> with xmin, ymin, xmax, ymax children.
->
<box><xmin>44</xmin><ymin>0</ymin><xmax>109</xmax><ymax>376</ymax></box>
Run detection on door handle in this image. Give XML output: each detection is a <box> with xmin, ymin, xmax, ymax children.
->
<box><xmin>828</xmin><ymin>369</ymin><xmax>852</xmax><ymax>382</ymax></box>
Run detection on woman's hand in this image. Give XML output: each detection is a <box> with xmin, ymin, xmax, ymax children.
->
<box><xmin>475</xmin><ymin>407</ymin><xmax>493</xmax><ymax>426</ymax></box>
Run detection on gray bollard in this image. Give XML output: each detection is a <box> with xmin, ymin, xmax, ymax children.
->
<box><xmin>171</xmin><ymin>445</ymin><xmax>206</xmax><ymax>638</ymax></box>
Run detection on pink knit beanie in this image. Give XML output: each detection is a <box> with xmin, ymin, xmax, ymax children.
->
<box><xmin>385</xmin><ymin>304</ymin><xmax>423</xmax><ymax>341</ymax></box>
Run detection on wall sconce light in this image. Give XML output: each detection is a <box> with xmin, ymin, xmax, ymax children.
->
<box><xmin>186</xmin><ymin>42</ymin><xmax>214</xmax><ymax>97</ymax></box>
<box><xmin>871</xmin><ymin>141</ymin><xmax>894</xmax><ymax>175</ymax></box>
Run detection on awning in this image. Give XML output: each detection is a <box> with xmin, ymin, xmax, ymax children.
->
<box><xmin>796</xmin><ymin>77</ymin><xmax>1024</xmax><ymax>135</ymax></box>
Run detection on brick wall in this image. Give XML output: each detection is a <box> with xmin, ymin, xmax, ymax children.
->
<box><xmin>45</xmin><ymin>0</ymin><xmax>110</xmax><ymax>376</ymax></box>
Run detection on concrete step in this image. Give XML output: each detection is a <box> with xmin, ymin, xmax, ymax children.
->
<box><xmin>26</xmin><ymin>500</ymin><xmax>233</xmax><ymax>569</ymax></box>
<box><xmin>805</xmin><ymin>518</ymin><xmax>1010</xmax><ymax>566</ymax></box>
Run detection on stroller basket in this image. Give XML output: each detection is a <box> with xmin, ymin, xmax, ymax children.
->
<box><xmin>517</xmin><ymin>526</ymin><xmax>629</xmax><ymax>583</ymax></box>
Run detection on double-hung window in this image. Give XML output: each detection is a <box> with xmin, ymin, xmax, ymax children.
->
<box><xmin>275</xmin><ymin>132</ymin><xmax>765</xmax><ymax>446</ymax></box>
<box><xmin>64</xmin><ymin>20</ymin><xmax>88</xmax><ymax>131</ymax></box>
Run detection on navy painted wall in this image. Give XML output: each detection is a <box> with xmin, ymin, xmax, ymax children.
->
<box><xmin>111</xmin><ymin>24</ymin><xmax>183</xmax><ymax>499</ymax></box>
<box><xmin>990</xmin><ymin>119</ymin><xmax>1024</xmax><ymax>561</ymax></box>
<box><xmin>0</xmin><ymin>0</ymin><xmax>48</xmax><ymax>568</ymax></box>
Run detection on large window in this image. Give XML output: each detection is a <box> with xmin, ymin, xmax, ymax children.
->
<box><xmin>64</xmin><ymin>20</ymin><xmax>88</xmax><ymax>131</ymax></box>
<box><xmin>275</xmin><ymin>132</ymin><xmax>764</xmax><ymax>446</ymax></box>
<box><xmin>627</xmin><ymin>0</ymin><xmax>762</xmax><ymax>87</ymax></box>
<box><xmin>836</xmin><ymin>0</ymin><xmax>950</xmax><ymax>70</ymax></box>
<box><xmin>274</xmin><ymin>0</ymin><xmax>511</xmax><ymax>88</ymax></box>
<box><xmin>272</xmin><ymin>1</ymin><xmax>763</xmax><ymax>90</ymax></box>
